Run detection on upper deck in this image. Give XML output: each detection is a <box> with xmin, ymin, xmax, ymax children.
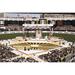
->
<box><xmin>0</xmin><ymin>13</ymin><xmax>75</xmax><ymax>21</ymax></box>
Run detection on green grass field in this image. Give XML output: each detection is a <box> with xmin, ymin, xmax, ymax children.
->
<box><xmin>0</xmin><ymin>33</ymin><xmax>75</xmax><ymax>42</ymax></box>
<box><xmin>0</xmin><ymin>33</ymin><xmax>23</xmax><ymax>40</ymax></box>
<box><xmin>0</xmin><ymin>33</ymin><xmax>35</xmax><ymax>40</ymax></box>
<box><xmin>53</xmin><ymin>33</ymin><xmax>75</xmax><ymax>42</ymax></box>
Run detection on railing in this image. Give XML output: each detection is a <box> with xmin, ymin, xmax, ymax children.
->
<box><xmin>0</xmin><ymin>31</ymin><xmax>75</xmax><ymax>35</ymax></box>
<box><xmin>23</xmin><ymin>24</ymin><xmax>54</xmax><ymax>27</ymax></box>
<box><xmin>0</xmin><ymin>17</ymin><xmax>75</xmax><ymax>21</ymax></box>
<box><xmin>0</xmin><ymin>17</ymin><xmax>24</xmax><ymax>21</ymax></box>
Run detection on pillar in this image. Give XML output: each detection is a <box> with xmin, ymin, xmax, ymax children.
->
<box><xmin>22</xmin><ymin>27</ymin><xmax>27</xmax><ymax>39</ymax></box>
<box><xmin>36</xmin><ymin>29</ymin><xmax>42</xmax><ymax>39</ymax></box>
<box><xmin>51</xmin><ymin>27</ymin><xmax>53</xmax><ymax>35</ymax></box>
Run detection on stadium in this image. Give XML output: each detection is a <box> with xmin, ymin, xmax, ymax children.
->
<box><xmin>0</xmin><ymin>13</ymin><xmax>75</xmax><ymax>62</ymax></box>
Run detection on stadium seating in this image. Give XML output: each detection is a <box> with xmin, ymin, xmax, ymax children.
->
<box><xmin>53</xmin><ymin>25</ymin><xmax>75</xmax><ymax>31</ymax></box>
<box><xmin>39</xmin><ymin>46</ymin><xmax>75</xmax><ymax>62</ymax></box>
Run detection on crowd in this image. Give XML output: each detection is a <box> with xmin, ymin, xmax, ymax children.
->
<box><xmin>54</xmin><ymin>25</ymin><xmax>75</xmax><ymax>31</ymax></box>
<box><xmin>39</xmin><ymin>46</ymin><xmax>75</xmax><ymax>62</ymax></box>
<box><xmin>11</xmin><ymin>57</ymin><xmax>26</xmax><ymax>62</ymax></box>
<box><xmin>0</xmin><ymin>45</ymin><xmax>38</xmax><ymax>62</ymax></box>
<box><xmin>9</xmin><ymin>57</ymin><xmax>38</xmax><ymax>62</ymax></box>
<box><xmin>26</xmin><ymin>58</ymin><xmax>38</xmax><ymax>62</ymax></box>
<box><xmin>0</xmin><ymin>45</ymin><xmax>17</xmax><ymax>62</ymax></box>
<box><xmin>0</xmin><ymin>44</ymin><xmax>75</xmax><ymax>62</ymax></box>
<box><xmin>5</xmin><ymin>24</ymin><xmax>22</xmax><ymax>31</ymax></box>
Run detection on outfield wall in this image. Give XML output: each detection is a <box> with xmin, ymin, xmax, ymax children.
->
<box><xmin>0</xmin><ymin>31</ymin><xmax>75</xmax><ymax>35</ymax></box>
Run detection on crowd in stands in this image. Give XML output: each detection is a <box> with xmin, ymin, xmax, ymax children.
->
<box><xmin>0</xmin><ymin>20</ymin><xmax>75</xmax><ymax>31</ymax></box>
<box><xmin>0</xmin><ymin>45</ymin><xmax>38</xmax><ymax>62</ymax></box>
<box><xmin>0</xmin><ymin>24</ymin><xmax>74</xmax><ymax>32</ymax></box>
<box><xmin>39</xmin><ymin>46</ymin><xmax>75</xmax><ymax>62</ymax></box>
<box><xmin>26</xmin><ymin>58</ymin><xmax>38</xmax><ymax>62</ymax></box>
<box><xmin>0</xmin><ymin>45</ymin><xmax>75</xmax><ymax>62</ymax></box>
<box><xmin>0</xmin><ymin>24</ymin><xmax>23</xmax><ymax>31</ymax></box>
<box><xmin>54</xmin><ymin>25</ymin><xmax>75</xmax><ymax>31</ymax></box>
<box><xmin>6</xmin><ymin>57</ymin><xmax>38</xmax><ymax>62</ymax></box>
<box><xmin>12</xmin><ymin>57</ymin><xmax>38</xmax><ymax>62</ymax></box>
<box><xmin>0</xmin><ymin>45</ymin><xmax>17</xmax><ymax>62</ymax></box>
<box><xmin>5</xmin><ymin>24</ymin><xmax>22</xmax><ymax>31</ymax></box>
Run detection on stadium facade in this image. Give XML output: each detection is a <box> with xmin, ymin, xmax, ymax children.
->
<box><xmin>0</xmin><ymin>13</ymin><xmax>75</xmax><ymax>62</ymax></box>
<box><xmin>0</xmin><ymin>13</ymin><xmax>75</xmax><ymax>31</ymax></box>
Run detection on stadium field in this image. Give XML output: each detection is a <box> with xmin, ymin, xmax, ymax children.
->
<box><xmin>53</xmin><ymin>33</ymin><xmax>75</xmax><ymax>42</ymax></box>
<box><xmin>0</xmin><ymin>33</ymin><xmax>75</xmax><ymax>42</ymax></box>
<box><xmin>0</xmin><ymin>33</ymin><xmax>23</xmax><ymax>40</ymax></box>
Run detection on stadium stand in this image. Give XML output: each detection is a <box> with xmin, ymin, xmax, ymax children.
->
<box><xmin>0</xmin><ymin>45</ymin><xmax>17</xmax><ymax>62</ymax></box>
<box><xmin>39</xmin><ymin>46</ymin><xmax>75</xmax><ymax>62</ymax></box>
